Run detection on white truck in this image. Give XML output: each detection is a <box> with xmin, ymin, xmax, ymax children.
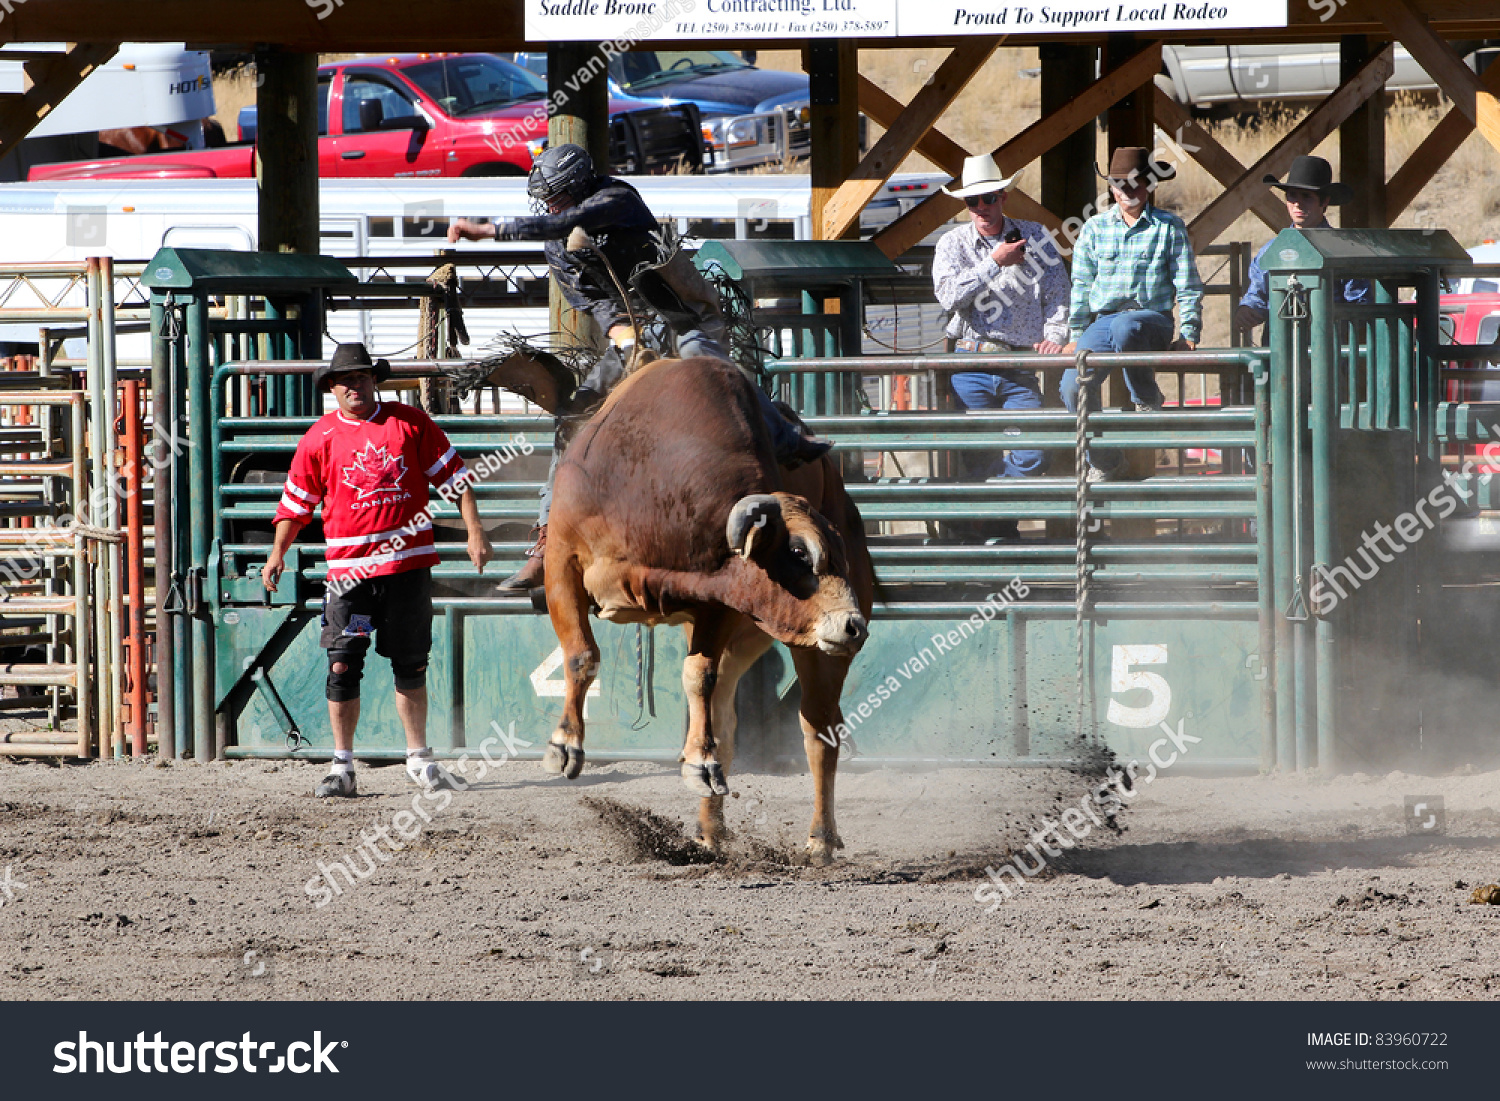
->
<box><xmin>0</xmin><ymin>43</ymin><xmax>215</xmax><ymax>182</ymax></box>
<box><xmin>1158</xmin><ymin>42</ymin><xmax>1497</xmax><ymax>111</ymax></box>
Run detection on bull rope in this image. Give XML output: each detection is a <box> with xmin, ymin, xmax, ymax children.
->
<box><xmin>1074</xmin><ymin>346</ymin><xmax>1097</xmax><ymax>746</ymax></box>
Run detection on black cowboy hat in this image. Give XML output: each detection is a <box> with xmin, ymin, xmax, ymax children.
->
<box><xmin>1263</xmin><ymin>156</ymin><xmax>1353</xmax><ymax>205</ymax></box>
<box><xmin>312</xmin><ymin>343</ymin><xmax>392</xmax><ymax>392</ymax></box>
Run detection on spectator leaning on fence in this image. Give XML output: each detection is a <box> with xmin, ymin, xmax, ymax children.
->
<box><xmin>932</xmin><ymin>153</ymin><xmax>1069</xmax><ymax>539</ymax></box>
<box><xmin>1063</xmin><ymin>146</ymin><xmax>1204</xmax><ymax>481</ymax></box>
<box><xmin>1233</xmin><ymin>155</ymin><xmax>1370</xmax><ymax>342</ymax></box>
<box><xmin>260</xmin><ymin>343</ymin><xmax>493</xmax><ymax>799</ymax></box>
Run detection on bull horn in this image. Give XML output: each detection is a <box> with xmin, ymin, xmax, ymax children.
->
<box><xmin>726</xmin><ymin>494</ymin><xmax>782</xmax><ymax>561</ymax></box>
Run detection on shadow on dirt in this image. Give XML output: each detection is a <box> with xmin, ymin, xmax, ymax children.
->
<box><xmin>1058</xmin><ymin>833</ymin><xmax>1500</xmax><ymax>886</ymax></box>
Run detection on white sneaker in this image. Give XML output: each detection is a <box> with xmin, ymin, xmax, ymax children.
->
<box><xmin>406</xmin><ymin>758</ymin><xmax>463</xmax><ymax>792</ymax></box>
<box><xmin>315</xmin><ymin>768</ymin><xmax>357</xmax><ymax>798</ymax></box>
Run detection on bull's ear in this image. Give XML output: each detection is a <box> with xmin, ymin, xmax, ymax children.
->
<box><xmin>726</xmin><ymin>494</ymin><xmax>783</xmax><ymax>561</ymax></box>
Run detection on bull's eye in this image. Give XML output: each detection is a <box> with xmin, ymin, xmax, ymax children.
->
<box><xmin>790</xmin><ymin>539</ymin><xmax>813</xmax><ymax>567</ymax></box>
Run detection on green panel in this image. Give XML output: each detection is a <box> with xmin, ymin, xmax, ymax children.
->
<box><xmin>459</xmin><ymin>617</ymin><xmax>688</xmax><ymax>754</ymax></box>
<box><xmin>694</xmin><ymin>239</ymin><xmax>897</xmax><ymax>282</ymax></box>
<box><xmin>144</xmin><ymin>247</ymin><xmax>357</xmax><ymax>291</ymax></box>
<box><xmin>825</xmin><ymin>614</ymin><xmax>1261</xmax><ymax>766</ymax></box>
<box><xmin>1259</xmin><ymin>228</ymin><xmax>1468</xmax><ymax>274</ymax></box>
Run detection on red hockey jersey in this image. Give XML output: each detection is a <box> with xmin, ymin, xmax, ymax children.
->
<box><xmin>273</xmin><ymin>402</ymin><xmax>471</xmax><ymax>581</ymax></box>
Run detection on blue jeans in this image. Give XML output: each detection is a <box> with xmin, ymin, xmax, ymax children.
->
<box><xmin>950</xmin><ymin>367</ymin><xmax>1046</xmax><ymax>541</ymax></box>
<box><xmin>1061</xmin><ymin>310</ymin><xmax>1171</xmax><ymax>473</ymax></box>
<box><xmin>949</xmin><ymin>369</ymin><xmax>1048</xmax><ymax>479</ymax></box>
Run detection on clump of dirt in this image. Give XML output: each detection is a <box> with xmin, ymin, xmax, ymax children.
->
<box><xmin>1469</xmin><ymin>883</ymin><xmax>1500</xmax><ymax>905</ymax></box>
<box><xmin>1334</xmin><ymin>886</ymin><xmax>1414</xmax><ymax>910</ymax></box>
<box><xmin>583</xmin><ymin>796</ymin><xmax>718</xmax><ymax>866</ymax></box>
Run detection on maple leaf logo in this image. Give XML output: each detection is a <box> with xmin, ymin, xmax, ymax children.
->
<box><xmin>341</xmin><ymin>442</ymin><xmax>407</xmax><ymax>500</ymax></box>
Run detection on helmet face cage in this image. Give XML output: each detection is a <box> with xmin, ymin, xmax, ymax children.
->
<box><xmin>527</xmin><ymin>144</ymin><xmax>594</xmax><ymax>212</ymax></box>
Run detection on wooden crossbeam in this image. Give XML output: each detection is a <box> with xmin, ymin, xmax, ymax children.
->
<box><xmin>871</xmin><ymin>42</ymin><xmax>1161</xmax><ymax>258</ymax></box>
<box><xmin>821</xmin><ymin>39</ymin><xmax>1002</xmax><ymax>242</ymax></box>
<box><xmin>854</xmin><ymin>75</ymin><xmax>1060</xmax><ymax>237</ymax></box>
<box><xmin>1387</xmin><ymin>52</ymin><xmax>1500</xmax><ymax>220</ymax></box>
<box><xmin>1152</xmin><ymin>87</ymin><xmax>1288</xmax><ymax>234</ymax></box>
<box><xmin>0</xmin><ymin>42</ymin><xmax>119</xmax><ymax>162</ymax></box>
<box><xmin>1187</xmin><ymin>45</ymin><xmax>1393</xmax><ymax>251</ymax></box>
<box><xmin>1375</xmin><ymin>0</ymin><xmax>1500</xmax><ymax>157</ymax></box>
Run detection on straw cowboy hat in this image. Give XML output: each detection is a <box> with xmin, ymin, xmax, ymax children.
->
<box><xmin>941</xmin><ymin>154</ymin><xmax>1016</xmax><ymax>199</ymax></box>
<box><xmin>1263</xmin><ymin>156</ymin><xmax>1353</xmax><ymax>205</ymax></box>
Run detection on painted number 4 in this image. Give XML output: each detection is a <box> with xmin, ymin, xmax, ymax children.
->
<box><xmin>531</xmin><ymin>645</ymin><xmax>600</xmax><ymax>719</ymax></box>
<box><xmin>1107</xmin><ymin>644</ymin><xmax>1170</xmax><ymax>728</ymax></box>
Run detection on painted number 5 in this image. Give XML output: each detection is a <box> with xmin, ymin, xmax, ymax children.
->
<box><xmin>1107</xmin><ymin>644</ymin><xmax>1170</xmax><ymax>728</ymax></box>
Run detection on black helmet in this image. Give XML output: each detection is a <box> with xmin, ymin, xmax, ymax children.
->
<box><xmin>527</xmin><ymin>143</ymin><xmax>595</xmax><ymax>205</ymax></box>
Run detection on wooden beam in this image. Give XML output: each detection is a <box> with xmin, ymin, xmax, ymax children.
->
<box><xmin>855</xmin><ymin>75</ymin><xmax>1059</xmax><ymax>234</ymax></box>
<box><xmin>1387</xmin><ymin>52</ymin><xmax>1500</xmax><ymax>220</ymax></box>
<box><xmin>1374</xmin><ymin>0</ymin><xmax>1500</xmax><ymax>156</ymax></box>
<box><xmin>806</xmin><ymin>41</ymin><xmax>860</xmax><ymax>240</ymax></box>
<box><xmin>255</xmin><ymin>49</ymin><xmax>318</xmax><ymax>256</ymax></box>
<box><xmin>872</xmin><ymin>42</ymin><xmax>1162</xmax><ymax>258</ymax></box>
<box><xmin>1187</xmin><ymin>45</ymin><xmax>1393</xmax><ymax>251</ymax></box>
<box><xmin>1152</xmin><ymin>86</ymin><xmax>1287</xmax><ymax>234</ymax></box>
<box><xmin>1339</xmin><ymin>35</ymin><xmax>1387</xmax><ymax>228</ymax></box>
<box><xmin>820</xmin><ymin>39</ymin><xmax>1001</xmax><ymax>242</ymax></box>
<box><xmin>0</xmin><ymin>42</ymin><xmax>117</xmax><ymax>161</ymax></box>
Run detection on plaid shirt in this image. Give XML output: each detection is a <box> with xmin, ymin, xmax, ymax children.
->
<box><xmin>932</xmin><ymin>218</ymin><xmax>1071</xmax><ymax>347</ymax></box>
<box><xmin>1069</xmin><ymin>204</ymin><xmax>1204</xmax><ymax>343</ymax></box>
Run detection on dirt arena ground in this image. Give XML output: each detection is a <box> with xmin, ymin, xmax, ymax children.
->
<box><xmin>1</xmin><ymin>750</ymin><xmax>1498</xmax><ymax>1000</ymax></box>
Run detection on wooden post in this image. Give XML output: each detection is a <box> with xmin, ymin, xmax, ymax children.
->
<box><xmin>1040</xmin><ymin>44</ymin><xmax>1098</xmax><ymax>522</ymax></box>
<box><xmin>1041</xmin><ymin>44</ymin><xmax>1100</xmax><ymax>227</ymax></box>
<box><xmin>255</xmin><ymin>50</ymin><xmax>318</xmax><ymax>255</ymax></box>
<box><xmin>1340</xmin><ymin>35</ymin><xmax>1388</xmax><ymax>229</ymax></box>
<box><xmin>1104</xmin><ymin>34</ymin><xmax>1155</xmax><ymax>153</ymax></box>
<box><xmin>547</xmin><ymin>43</ymin><xmax>611</xmax><ymax>348</ymax></box>
<box><xmin>806</xmin><ymin>40</ymin><xmax>861</xmax><ymax>241</ymax></box>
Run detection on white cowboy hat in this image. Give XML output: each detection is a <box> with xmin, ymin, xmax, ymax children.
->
<box><xmin>941</xmin><ymin>154</ymin><xmax>1016</xmax><ymax>199</ymax></box>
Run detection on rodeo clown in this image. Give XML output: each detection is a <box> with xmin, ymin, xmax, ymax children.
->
<box><xmin>448</xmin><ymin>142</ymin><xmax>829</xmax><ymax>591</ymax></box>
<box><xmin>261</xmin><ymin>343</ymin><xmax>493</xmax><ymax>798</ymax></box>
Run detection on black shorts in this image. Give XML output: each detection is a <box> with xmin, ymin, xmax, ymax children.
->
<box><xmin>320</xmin><ymin>567</ymin><xmax>433</xmax><ymax>665</ymax></box>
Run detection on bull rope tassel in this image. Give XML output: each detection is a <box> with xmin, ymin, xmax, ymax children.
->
<box><xmin>1074</xmin><ymin>347</ymin><xmax>1096</xmax><ymax>746</ymax></box>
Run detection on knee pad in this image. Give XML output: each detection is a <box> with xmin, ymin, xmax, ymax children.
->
<box><xmin>391</xmin><ymin>658</ymin><xmax>428</xmax><ymax>692</ymax></box>
<box><xmin>326</xmin><ymin>651</ymin><xmax>366</xmax><ymax>702</ymax></box>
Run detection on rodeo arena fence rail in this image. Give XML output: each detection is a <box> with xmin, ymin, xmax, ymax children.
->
<box><xmin>4</xmin><ymin>228</ymin><xmax>1498</xmax><ymax>779</ymax></box>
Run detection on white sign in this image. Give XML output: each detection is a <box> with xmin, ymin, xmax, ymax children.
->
<box><xmin>529</xmin><ymin>0</ymin><xmax>1279</xmax><ymax>38</ymax></box>
<box><xmin>527</xmin><ymin>0</ymin><xmax>895</xmax><ymax>41</ymax></box>
<box><xmin>900</xmin><ymin>0</ymin><xmax>1284</xmax><ymax>35</ymax></box>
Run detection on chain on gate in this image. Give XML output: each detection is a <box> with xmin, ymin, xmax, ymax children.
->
<box><xmin>1074</xmin><ymin>347</ymin><xmax>1097</xmax><ymax>745</ymax></box>
<box><xmin>1279</xmin><ymin>275</ymin><xmax>1311</xmax><ymax>623</ymax></box>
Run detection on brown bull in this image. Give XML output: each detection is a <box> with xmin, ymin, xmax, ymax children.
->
<box><xmin>540</xmin><ymin>355</ymin><xmax>874</xmax><ymax>862</ymax></box>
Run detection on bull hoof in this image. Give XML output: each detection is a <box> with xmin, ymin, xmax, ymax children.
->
<box><xmin>681</xmin><ymin>761</ymin><xmax>730</xmax><ymax>797</ymax></box>
<box><xmin>805</xmin><ymin>834</ymin><xmax>844</xmax><ymax>866</ymax></box>
<box><xmin>543</xmin><ymin>740</ymin><xmax>585</xmax><ymax>779</ymax></box>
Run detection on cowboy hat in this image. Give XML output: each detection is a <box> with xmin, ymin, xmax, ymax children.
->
<box><xmin>312</xmin><ymin>343</ymin><xmax>392</xmax><ymax>392</ymax></box>
<box><xmin>1263</xmin><ymin>156</ymin><xmax>1353</xmax><ymax>205</ymax></box>
<box><xmin>941</xmin><ymin>154</ymin><xmax>1016</xmax><ymax>199</ymax></box>
<box><xmin>1096</xmin><ymin>146</ymin><xmax>1171</xmax><ymax>183</ymax></box>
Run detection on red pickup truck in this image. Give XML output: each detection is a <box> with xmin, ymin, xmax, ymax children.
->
<box><xmin>30</xmin><ymin>53</ymin><xmax>705</xmax><ymax>181</ymax></box>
